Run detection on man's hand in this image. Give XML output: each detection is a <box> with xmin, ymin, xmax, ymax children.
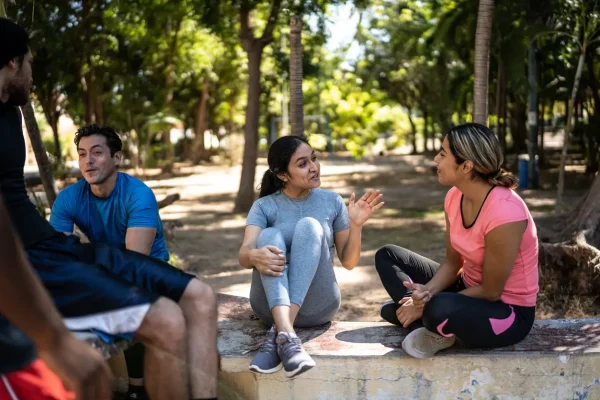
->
<box><xmin>402</xmin><ymin>281</ymin><xmax>431</xmax><ymax>310</ymax></box>
<box><xmin>38</xmin><ymin>333</ymin><xmax>113</xmax><ymax>400</ymax></box>
<box><xmin>250</xmin><ymin>246</ymin><xmax>286</xmax><ymax>277</ymax></box>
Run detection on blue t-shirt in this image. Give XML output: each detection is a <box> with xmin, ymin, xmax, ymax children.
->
<box><xmin>50</xmin><ymin>172</ymin><xmax>169</xmax><ymax>261</ymax></box>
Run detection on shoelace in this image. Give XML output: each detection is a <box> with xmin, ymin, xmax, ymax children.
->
<box><xmin>259</xmin><ymin>331</ymin><xmax>278</xmax><ymax>354</ymax></box>
<box><xmin>278</xmin><ymin>336</ymin><xmax>304</xmax><ymax>359</ymax></box>
<box><xmin>425</xmin><ymin>331</ymin><xmax>453</xmax><ymax>346</ymax></box>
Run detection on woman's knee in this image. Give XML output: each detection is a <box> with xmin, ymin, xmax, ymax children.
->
<box><xmin>257</xmin><ymin>227</ymin><xmax>286</xmax><ymax>250</ymax></box>
<box><xmin>375</xmin><ymin>244</ymin><xmax>407</xmax><ymax>273</ymax></box>
<box><xmin>294</xmin><ymin>217</ymin><xmax>323</xmax><ymax>237</ymax></box>
<box><xmin>422</xmin><ymin>293</ymin><xmax>455</xmax><ymax>331</ymax></box>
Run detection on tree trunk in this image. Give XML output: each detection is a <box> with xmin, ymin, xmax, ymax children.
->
<box><xmin>191</xmin><ymin>76</ymin><xmax>210</xmax><ymax>164</ymax></box>
<box><xmin>423</xmin><ymin>111</ymin><xmax>431</xmax><ymax>151</ymax></box>
<box><xmin>408</xmin><ymin>109</ymin><xmax>417</xmax><ymax>154</ymax></box>
<box><xmin>51</xmin><ymin>121</ymin><xmax>61</xmax><ymax>159</ymax></box>
<box><xmin>556</xmin><ymin>47</ymin><xmax>587</xmax><ymax>212</ymax></box>
<box><xmin>495</xmin><ymin>56</ymin><xmax>507</xmax><ymax>157</ymax></box>
<box><xmin>539</xmin><ymin>175</ymin><xmax>600</xmax><ymax>296</ymax></box>
<box><xmin>508</xmin><ymin>97</ymin><xmax>527</xmax><ymax>155</ymax></box>
<box><xmin>538</xmin><ymin>101</ymin><xmax>546</xmax><ymax>166</ymax></box>
<box><xmin>527</xmin><ymin>42</ymin><xmax>538</xmax><ymax>189</ymax></box>
<box><xmin>290</xmin><ymin>15</ymin><xmax>304</xmax><ymax>137</ymax></box>
<box><xmin>21</xmin><ymin>102</ymin><xmax>58</xmax><ymax>207</ymax></box>
<box><xmin>235</xmin><ymin>48</ymin><xmax>262</xmax><ymax>213</ymax></box>
<box><xmin>473</xmin><ymin>0</ymin><xmax>495</xmax><ymax>125</ymax></box>
<box><xmin>234</xmin><ymin>0</ymin><xmax>282</xmax><ymax>213</ymax></box>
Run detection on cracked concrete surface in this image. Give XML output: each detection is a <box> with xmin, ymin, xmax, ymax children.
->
<box><xmin>217</xmin><ymin>294</ymin><xmax>600</xmax><ymax>400</ymax></box>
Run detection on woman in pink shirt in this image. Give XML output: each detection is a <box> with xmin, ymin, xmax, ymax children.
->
<box><xmin>375</xmin><ymin>123</ymin><xmax>538</xmax><ymax>358</ymax></box>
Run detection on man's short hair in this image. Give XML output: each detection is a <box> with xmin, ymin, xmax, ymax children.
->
<box><xmin>0</xmin><ymin>18</ymin><xmax>29</xmax><ymax>68</ymax></box>
<box><xmin>74</xmin><ymin>124</ymin><xmax>123</xmax><ymax>156</ymax></box>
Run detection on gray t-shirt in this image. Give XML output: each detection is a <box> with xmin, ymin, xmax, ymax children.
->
<box><xmin>246</xmin><ymin>188</ymin><xmax>350</xmax><ymax>262</ymax></box>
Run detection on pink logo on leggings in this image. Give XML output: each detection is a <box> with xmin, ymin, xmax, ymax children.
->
<box><xmin>489</xmin><ymin>306</ymin><xmax>515</xmax><ymax>335</ymax></box>
<box><xmin>436</xmin><ymin>319</ymin><xmax>454</xmax><ymax>337</ymax></box>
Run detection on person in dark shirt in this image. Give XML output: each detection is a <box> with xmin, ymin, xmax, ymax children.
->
<box><xmin>0</xmin><ymin>195</ymin><xmax>112</xmax><ymax>399</ymax></box>
<box><xmin>0</xmin><ymin>18</ymin><xmax>219</xmax><ymax>400</ymax></box>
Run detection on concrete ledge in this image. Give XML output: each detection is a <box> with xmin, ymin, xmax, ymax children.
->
<box><xmin>217</xmin><ymin>294</ymin><xmax>600</xmax><ymax>400</ymax></box>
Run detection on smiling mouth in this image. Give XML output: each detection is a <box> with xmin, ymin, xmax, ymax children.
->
<box><xmin>311</xmin><ymin>174</ymin><xmax>320</xmax><ymax>180</ymax></box>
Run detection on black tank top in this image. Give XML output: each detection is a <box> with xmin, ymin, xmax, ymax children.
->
<box><xmin>0</xmin><ymin>102</ymin><xmax>58</xmax><ymax>247</ymax></box>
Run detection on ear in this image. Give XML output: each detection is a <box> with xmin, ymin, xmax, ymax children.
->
<box><xmin>113</xmin><ymin>151</ymin><xmax>124</xmax><ymax>166</ymax></box>
<box><xmin>462</xmin><ymin>160</ymin><xmax>474</xmax><ymax>174</ymax></box>
<box><xmin>276</xmin><ymin>172</ymin><xmax>288</xmax><ymax>183</ymax></box>
<box><xmin>5</xmin><ymin>59</ymin><xmax>17</xmax><ymax>72</ymax></box>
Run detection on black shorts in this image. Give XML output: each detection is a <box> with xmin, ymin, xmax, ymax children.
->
<box><xmin>26</xmin><ymin>234</ymin><xmax>195</xmax><ymax>334</ymax></box>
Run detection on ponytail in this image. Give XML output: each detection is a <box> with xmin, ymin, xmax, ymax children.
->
<box><xmin>487</xmin><ymin>168</ymin><xmax>519</xmax><ymax>190</ymax></box>
<box><xmin>258</xmin><ymin>169</ymin><xmax>284</xmax><ymax>198</ymax></box>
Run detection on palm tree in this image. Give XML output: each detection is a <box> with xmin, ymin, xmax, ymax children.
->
<box><xmin>290</xmin><ymin>15</ymin><xmax>304</xmax><ymax>136</ymax></box>
<box><xmin>473</xmin><ymin>0</ymin><xmax>495</xmax><ymax>124</ymax></box>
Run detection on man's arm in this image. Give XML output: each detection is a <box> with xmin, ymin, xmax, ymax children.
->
<box><xmin>0</xmin><ymin>195</ymin><xmax>112</xmax><ymax>399</ymax></box>
<box><xmin>49</xmin><ymin>191</ymin><xmax>75</xmax><ymax>234</ymax></box>
<box><xmin>125</xmin><ymin>185</ymin><xmax>161</xmax><ymax>255</ymax></box>
<box><xmin>125</xmin><ymin>227</ymin><xmax>156</xmax><ymax>255</ymax></box>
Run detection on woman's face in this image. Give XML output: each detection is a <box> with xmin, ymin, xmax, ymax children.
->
<box><xmin>280</xmin><ymin>143</ymin><xmax>321</xmax><ymax>190</ymax></box>
<box><xmin>434</xmin><ymin>136</ymin><xmax>465</xmax><ymax>186</ymax></box>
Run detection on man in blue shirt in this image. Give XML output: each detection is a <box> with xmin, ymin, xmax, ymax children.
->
<box><xmin>50</xmin><ymin>124</ymin><xmax>169</xmax><ymax>262</ymax></box>
<box><xmin>50</xmin><ymin>124</ymin><xmax>168</xmax><ymax>399</ymax></box>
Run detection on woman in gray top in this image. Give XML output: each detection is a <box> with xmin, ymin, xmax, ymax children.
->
<box><xmin>239</xmin><ymin>135</ymin><xmax>383</xmax><ymax>378</ymax></box>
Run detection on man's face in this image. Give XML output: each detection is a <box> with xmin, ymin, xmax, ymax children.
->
<box><xmin>77</xmin><ymin>135</ymin><xmax>121</xmax><ymax>185</ymax></box>
<box><xmin>4</xmin><ymin>50</ymin><xmax>33</xmax><ymax>106</ymax></box>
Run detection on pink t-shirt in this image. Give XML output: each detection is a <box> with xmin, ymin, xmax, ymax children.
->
<box><xmin>445</xmin><ymin>186</ymin><xmax>539</xmax><ymax>307</ymax></box>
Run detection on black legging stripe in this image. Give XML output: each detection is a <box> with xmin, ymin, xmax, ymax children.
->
<box><xmin>375</xmin><ymin>244</ymin><xmax>536</xmax><ymax>349</ymax></box>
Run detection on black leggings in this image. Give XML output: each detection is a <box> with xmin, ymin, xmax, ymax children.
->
<box><xmin>375</xmin><ymin>245</ymin><xmax>536</xmax><ymax>348</ymax></box>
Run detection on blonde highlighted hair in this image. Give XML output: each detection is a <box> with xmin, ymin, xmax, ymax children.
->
<box><xmin>447</xmin><ymin>123</ymin><xmax>518</xmax><ymax>189</ymax></box>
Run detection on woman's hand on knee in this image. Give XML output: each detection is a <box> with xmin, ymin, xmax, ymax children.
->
<box><xmin>403</xmin><ymin>282</ymin><xmax>431</xmax><ymax>310</ymax></box>
<box><xmin>251</xmin><ymin>246</ymin><xmax>286</xmax><ymax>277</ymax></box>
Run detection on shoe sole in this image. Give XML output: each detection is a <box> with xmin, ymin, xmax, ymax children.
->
<box><xmin>401</xmin><ymin>329</ymin><xmax>455</xmax><ymax>359</ymax></box>
<box><xmin>284</xmin><ymin>360</ymin><xmax>316</xmax><ymax>378</ymax></box>
<box><xmin>249</xmin><ymin>362</ymin><xmax>283</xmax><ymax>374</ymax></box>
<box><xmin>401</xmin><ymin>339</ymin><xmax>429</xmax><ymax>359</ymax></box>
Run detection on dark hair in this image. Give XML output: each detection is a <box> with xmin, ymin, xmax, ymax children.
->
<box><xmin>74</xmin><ymin>124</ymin><xmax>123</xmax><ymax>156</ymax></box>
<box><xmin>0</xmin><ymin>18</ymin><xmax>29</xmax><ymax>68</ymax></box>
<box><xmin>447</xmin><ymin>123</ymin><xmax>518</xmax><ymax>189</ymax></box>
<box><xmin>258</xmin><ymin>135</ymin><xmax>310</xmax><ymax>198</ymax></box>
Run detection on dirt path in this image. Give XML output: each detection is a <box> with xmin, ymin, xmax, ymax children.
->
<box><xmin>145</xmin><ymin>154</ymin><xmax>591</xmax><ymax>321</ymax></box>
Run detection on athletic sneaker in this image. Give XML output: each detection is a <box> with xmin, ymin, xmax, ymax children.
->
<box><xmin>276</xmin><ymin>332</ymin><xmax>316</xmax><ymax>378</ymax></box>
<box><xmin>380</xmin><ymin>300</ymin><xmax>401</xmax><ymax>326</ymax></box>
<box><xmin>401</xmin><ymin>327</ymin><xmax>456</xmax><ymax>358</ymax></box>
<box><xmin>249</xmin><ymin>327</ymin><xmax>282</xmax><ymax>374</ymax></box>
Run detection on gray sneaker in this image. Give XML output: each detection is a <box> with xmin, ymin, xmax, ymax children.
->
<box><xmin>401</xmin><ymin>327</ymin><xmax>456</xmax><ymax>358</ymax></box>
<box><xmin>249</xmin><ymin>327</ymin><xmax>282</xmax><ymax>374</ymax></box>
<box><xmin>276</xmin><ymin>332</ymin><xmax>316</xmax><ymax>378</ymax></box>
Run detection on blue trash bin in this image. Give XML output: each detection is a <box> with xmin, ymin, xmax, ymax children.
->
<box><xmin>517</xmin><ymin>154</ymin><xmax>539</xmax><ymax>188</ymax></box>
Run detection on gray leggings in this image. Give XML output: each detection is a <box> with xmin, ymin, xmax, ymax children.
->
<box><xmin>249</xmin><ymin>217</ymin><xmax>341</xmax><ymax>328</ymax></box>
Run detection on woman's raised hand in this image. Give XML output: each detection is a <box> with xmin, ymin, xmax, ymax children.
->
<box><xmin>348</xmin><ymin>189</ymin><xmax>384</xmax><ymax>227</ymax></box>
<box><xmin>250</xmin><ymin>246</ymin><xmax>286</xmax><ymax>277</ymax></box>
